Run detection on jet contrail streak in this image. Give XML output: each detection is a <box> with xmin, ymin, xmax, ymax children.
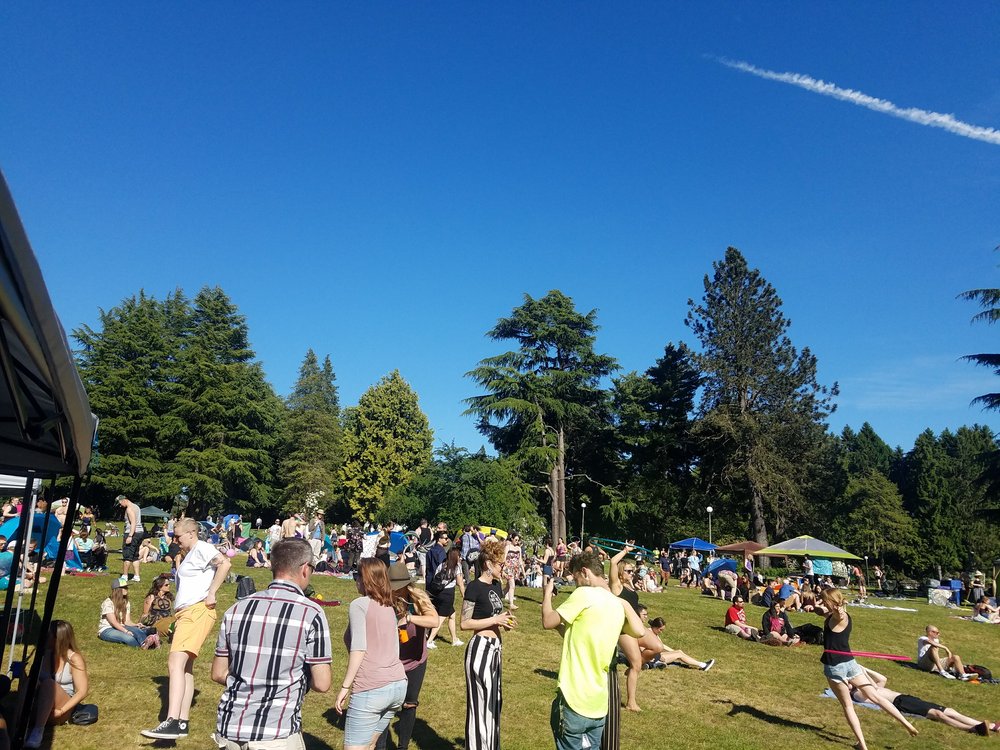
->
<box><xmin>719</xmin><ymin>58</ymin><xmax>1000</xmax><ymax>146</ymax></box>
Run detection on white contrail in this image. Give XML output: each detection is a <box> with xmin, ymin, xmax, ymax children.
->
<box><xmin>718</xmin><ymin>58</ymin><xmax>1000</xmax><ymax>146</ymax></box>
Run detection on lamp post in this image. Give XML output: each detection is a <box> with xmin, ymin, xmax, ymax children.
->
<box><xmin>580</xmin><ymin>501</ymin><xmax>587</xmax><ymax>544</ymax></box>
<box><xmin>706</xmin><ymin>506</ymin><xmax>713</xmax><ymax>546</ymax></box>
<box><xmin>864</xmin><ymin>554</ymin><xmax>869</xmax><ymax>584</ymax></box>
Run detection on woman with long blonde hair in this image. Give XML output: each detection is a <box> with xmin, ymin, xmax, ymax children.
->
<box><xmin>98</xmin><ymin>579</ymin><xmax>152</xmax><ymax>647</ymax></box>
<box><xmin>376</xmin><ymin>562</ymin><xmax>440</xmax><ymax>750</ymax></box>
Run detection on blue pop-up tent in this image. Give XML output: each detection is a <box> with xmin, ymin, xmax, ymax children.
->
<box><xmin>705</xmin><ymin>557</ymin><xmax>737</xmax><ymax>576</ymax></box>
<box><xmin>0</xmin><ymin>512</ymin><xmax>62</xmax><ymax>561</ymax></box>
<box><xmin>0</xmin><ymin>512</ymin><xmax>84</xmax><ymax>572</ymax></box>
<box><xmin>668</xmin><ymin>537</ymin><xmax>716</xmax><ymax>552</ymax></box>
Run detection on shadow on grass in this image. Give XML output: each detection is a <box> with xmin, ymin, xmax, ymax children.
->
<box><xmin>305</xmin><ymin>731</ymin><xmax>336</xmax><ymax>749</ymax></box>
<box><xmin>713</xmin><ymin>699</ymin><xmax>847</xmax><ymax>744</ymax></box>
<box><xmin>319</xmin><ymin>708</ymin><xmax>460</xmax><ymax>750</ymax></box>
<box><xmin>150</xmin><ymin>675</ymin><xmax>201</xmax><ymax>722</ymax></box>
<box><xmin>533</xmin><ymin>668</ymin><xmax>559</xmax><ymax>680</ymax></box>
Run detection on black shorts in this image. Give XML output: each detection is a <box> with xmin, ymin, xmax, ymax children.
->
<box><xmin>432</xmin><ymin>587</ymin><xmax>456</xmax><ymax>618</ymax></box>
<box><xmin>893</xmin><ymin>694</ymin><xmax>944</xmax><ymax>717</ymax></box>
<box><xmin>121</xmin><ymin>533</ymin><xmax>144</xmax><ymax>562</ymax></box>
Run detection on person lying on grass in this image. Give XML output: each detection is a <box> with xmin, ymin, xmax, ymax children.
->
<box><xmin>850</xmin><ymin>666</ymin><xmax>996</xmax><ymax>736</ymax></box>
<box><xmin>635</xmin><ymin>606</ymin><xmax>714</xmax><ymax>672</ymax></box>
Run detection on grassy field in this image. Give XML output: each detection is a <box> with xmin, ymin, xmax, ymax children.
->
<box><xmin>12</xmin><ymin>540</ymin><xmax>1000</xmax><ymax>750</ymax></box>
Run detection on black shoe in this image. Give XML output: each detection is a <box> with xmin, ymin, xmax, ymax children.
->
<box><xmin>141</xmin><ymin>718</ymin><xmax>187</xmax><ymax>739</ymax></box>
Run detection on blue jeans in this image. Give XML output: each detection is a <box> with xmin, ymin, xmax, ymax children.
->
<box><xmin>99</xmin><ymin>625</ymin><xmax>148</xmax><ymax>647</ymax></box>
<box><xmin>551</xmin><ymin>694</ymin><xmax>605</xmax><ymax>750</ymax></box>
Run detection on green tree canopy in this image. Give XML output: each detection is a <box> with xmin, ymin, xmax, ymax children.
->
<box><xmin>465</xmin><ymin>290</ymin><xmax>618</xmax><ymax>541</ymax></box>
<box><xmin>339</xmin><ymin>370</ymin><xmax>433</xmax><ymax>521</ymax></box>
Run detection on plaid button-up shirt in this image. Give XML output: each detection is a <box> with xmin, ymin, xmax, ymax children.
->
<box><xmin>215</xmin><ymin>579</ymin><xmax>332</xmax><ymax>742</ymax></box>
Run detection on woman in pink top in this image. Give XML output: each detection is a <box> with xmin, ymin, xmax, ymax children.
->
<box><xmin>337</xmin><ymin>558</ymin><xmax>408</xmax><ymax>750</ymax></box>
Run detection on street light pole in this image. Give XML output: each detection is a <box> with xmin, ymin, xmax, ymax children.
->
<box><xmin>580</xmin><ymin>502</ymin><xmax>587</xmax><ymax>544</ymax></box>
<box><xmin>706</xmin><ymin>506</ymin><xmax>713</xmax><ymax>546</ymax></box>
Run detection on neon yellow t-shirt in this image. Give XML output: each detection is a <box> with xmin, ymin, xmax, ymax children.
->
<box><xmin>556</xmin><ymin>585</ymin><xmax>626</xmax><ymax>718</ymax></box>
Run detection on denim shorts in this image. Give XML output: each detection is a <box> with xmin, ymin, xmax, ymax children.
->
<box><xmin>823</xmin><ymin>659</ymin><xmax>863</xmax><ymax>684</ymax></box>
<box><xmin>344</xmin><ymin>679</ymin><xmax>407</xmax><ymax>747</ymax></box>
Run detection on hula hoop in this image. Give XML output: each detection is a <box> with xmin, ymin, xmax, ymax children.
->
<box><xmin>823</xmin><ymin>649</ymin><xmax>911</xmax><ymax>661</ymax></box>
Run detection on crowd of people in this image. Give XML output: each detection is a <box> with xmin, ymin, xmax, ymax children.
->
<box><xmin>3</xmin><ymin>496</ymin><xmax>999</xmax><ymax>750</ymax></box>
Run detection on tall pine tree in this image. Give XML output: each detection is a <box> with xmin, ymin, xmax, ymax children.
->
<box><xmin>280</xmin><ymin>349</ymin><xmax>342</xmax><ymax>512</ymax></box>
<box><xmin>685</xmin><ymin>248</ymin><xmax>837</xmax><ymax>544</ymax></box>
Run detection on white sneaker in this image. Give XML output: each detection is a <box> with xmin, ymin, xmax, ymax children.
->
<box><xmin>426</xmin><ymin>641</ymin><xmax>437</xmax><ymax>649</ymax></box>
<box><xmin>453</xmin><ymin>639</ymin><xmax>465</xmax><ymax>647</ymax></box>
<box><xmin>132</xmin><ymin>574</ymin><xmax>141</xmax><ymax>582</ymax></box>
<box><xmin>935</xmin><ymin>668</ymin><xmax>956</xmax><ymax>680</ymax></box>
<box><xmin>25</xmin><ymin>727</ymin><xmax>44</xmax><ymax>748</ymax></box>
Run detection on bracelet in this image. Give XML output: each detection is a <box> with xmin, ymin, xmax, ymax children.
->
<box><xmin>341</xmin><ymin>684</ymin><xmax>351</xmax><ymax>690</ymax></box>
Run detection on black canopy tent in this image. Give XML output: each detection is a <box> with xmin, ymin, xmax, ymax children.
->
<box><xmin>0</xmin><ymin>169</ymin><xmax>97</xmax><ymax>745</ymax></box>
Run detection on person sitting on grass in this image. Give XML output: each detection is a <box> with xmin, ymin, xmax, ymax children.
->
<box><xmin>141</xmin><ymin>574</ymin><xmax>175</xmax><ymax>638</ymax></box>
<box><xmin>972</xmin><ymin>597</ymin><xmax>999</xmax><ymax>624</ymax></box>
<box><xmin>24</xmin><ymin>620</ymin><xmax>90</xmax><ymax>748</ymax></box>
<box><xmin>98</xmin><ymin>578</ymin><xmax>157</xmax><ymax>648</ymax></box>
<box><xmin>247</xmin><ymin>539</ymin><xmax>270</xmax><ymax>568</ymax></box>
<box><xmin>760</xmin><ymin>601</ymin><xmax>800</xmax><ymax>646</ymax></box>
<box><xmin>637</xmin><ymin>607</ymin><xmax>714</xmax><ymax>672</ymax></box>
<box><xmin>916</xmin><ymin>625</ymin><xmax>969</xmax><ymax>679</ymax></box>
<box><xmin>850</xmin><ymin>665</ymin><xmax>996</xmax><ymax>736</ymax></box>
<box><xmin>724</xmin><ymin>595</ymin><xmax>760</xmax><ymax>641</ymax></box>
<box><xmin>779</xmin><ymin>578</ymin><xmax>802</xmax><ymax>611</ymax></box>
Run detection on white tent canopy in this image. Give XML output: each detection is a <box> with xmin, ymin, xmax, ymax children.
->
<box><xmin>0</xmin><ymin>473</ymin><xmax>42</xmax><ymax>494</ymax></box>
<box><xmin>0</xmin><ymin>170</ymin><xmax>97</xmax><ymax>476</ymax></box>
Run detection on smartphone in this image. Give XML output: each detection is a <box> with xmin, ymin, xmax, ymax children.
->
<box><xmin>543</xmin><ymin>564</ymin><xmax>553</xmax><ymax>576</ymax></box>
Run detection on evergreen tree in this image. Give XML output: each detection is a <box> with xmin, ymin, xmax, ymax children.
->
<box><xmin>685</xmin><ymin>248</ymin><xmax>837</xmax><ymax>544</ymax></box>
<box><xmin>279</xmin><ymin>350</ymin><xmax>342</xmax><ymax>512</ymax></box>
<box><xmin>838</xmin><ymin>470</ymin><xmax>919</xmax><ymax>572</ymax></box>
<box><xmin>608</xmin><ymin>344</ymin><xmax>699</xmax><ymax>538</ymax></box>
<box><xmin>169</xmin><ymin>287</ymin><xmax>283</xmax><ymax>516</ymax></box>
<box><xmin>339</xmin><ymin>370</ymin><xmax>433</xmax><ymax>521</ymax></box>
<box><xmin>903</xmin><ymin>429</ymin><xmax>964</xmax><ymax>572</ymax></box>
<box><xmin>842</xmin><ymin>422</ymin><xmax>893</xmax><ymax>478</ymax></box>
<box><xmin>74</xmin><ymin>291</ymin><xmax>185</xmax><ymax>509</ymax></box>
<box><xmin>465</xmin><ymin>290</ymin><xmax>618</xmax><ymax>541</ymax></box>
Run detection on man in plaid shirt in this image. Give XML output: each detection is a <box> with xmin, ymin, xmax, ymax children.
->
<box><xmin>212</xmin><ymin>538</ymin><xmax>332</xmax><ymax>749</ymax></box>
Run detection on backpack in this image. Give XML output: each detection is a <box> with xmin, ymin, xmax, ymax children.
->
<box><xmin>70</xmin><ymin>704</ymin><xmax>99</xmax><ymax>725</ymax></box>
<box><xmin>235</xmin><ymin>575</ymin><xmax>257</xmax><ymax>600</ymax></box>
<box><xmin>426</xmin><ymin>562</ymin><xmax>453</xmax><ymax>595</ymax></box>
<box><xmin>965</xmin><ymin>664</ymin><xmax>993</xmax><ymax>680</ymax></box>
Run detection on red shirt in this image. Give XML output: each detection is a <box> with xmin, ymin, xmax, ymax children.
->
<box><xmin>725</xmin><ymin>606</ymin><xmax>746</xmax><ymax>626</ymax></box>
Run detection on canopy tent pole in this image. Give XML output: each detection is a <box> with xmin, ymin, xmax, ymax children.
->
<box><xmin>0</xmin><ymin>472</ymin><xmax>35</xmax><ymax>671</ymax></box>
<box><xmin>13</xmin><ymin>475</ymin><xmax>81</xmax><ymax>747</ymax></box>
<box><xmin>21</xmin><ymin>480</ymin><xmax>56</xmax><ymax>666</ymax></box>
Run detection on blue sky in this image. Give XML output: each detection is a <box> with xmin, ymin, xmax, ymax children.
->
<box><xmin>2</xmin><ymin>4</ymin><xmax>999</xmax><ymax>452</ymax></box>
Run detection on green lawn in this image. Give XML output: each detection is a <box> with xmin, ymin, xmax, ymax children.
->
<box><xmin>16</xmin><ymin>544</ymin><xmax>1000</xmax><ymax>750</ymax></box>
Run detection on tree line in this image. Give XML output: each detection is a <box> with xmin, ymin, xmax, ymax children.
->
<box><xmin>73</xmin><ymin>248</ymin><xmax>1000</xmax><ymax>578</ymax></box>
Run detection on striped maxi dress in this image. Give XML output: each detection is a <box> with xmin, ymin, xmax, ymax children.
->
<box><xmin>465</xmin><ymin>634</ymin><xmax>503</xmax><ymax>750</ymax></box>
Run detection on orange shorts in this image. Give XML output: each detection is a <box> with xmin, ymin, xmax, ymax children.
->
<box><xmin>170</xmin><ymin>601</ymin><xmax>217</xmax><ymax>655</ymax></box>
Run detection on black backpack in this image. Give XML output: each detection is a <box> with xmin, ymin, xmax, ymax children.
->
<box><xmin>235</xmin><ymin>575</ymin><xmax>257</xmax><ymax>600</ymax></box>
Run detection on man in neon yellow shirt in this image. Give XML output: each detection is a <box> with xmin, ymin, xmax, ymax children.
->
<box><xmin>542</xmin><ymin>551</ymin><xmax>645</xmax><ymax>749</ymax></box>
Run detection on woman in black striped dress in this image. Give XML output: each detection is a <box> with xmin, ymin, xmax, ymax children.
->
<box><xmin>460</xmin><ymin>539</ymin><xmax>516</xmax><ymax>750</ymax></box>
